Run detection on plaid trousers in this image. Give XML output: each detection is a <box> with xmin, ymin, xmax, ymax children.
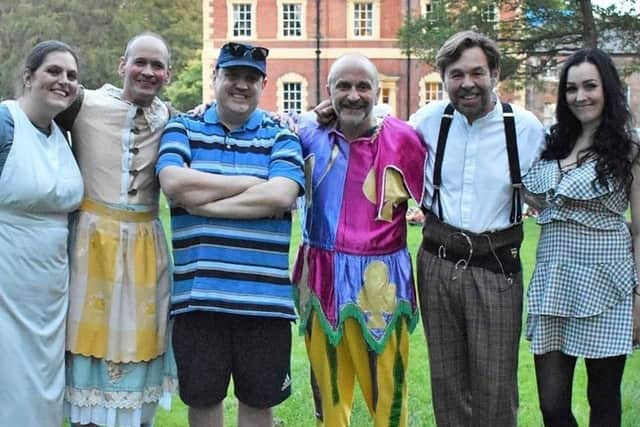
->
<box><xmin>417</xmin><ymin>247</ymin><xmax>523</xmax><ymax>427</ymax></box>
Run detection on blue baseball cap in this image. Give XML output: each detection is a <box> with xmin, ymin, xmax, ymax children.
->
<box><xmin>216</xmin><ymin>42</ymin><xmax>268</xmax><ymax>76</ymax></box>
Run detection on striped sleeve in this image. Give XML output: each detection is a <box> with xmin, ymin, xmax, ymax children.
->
<box><xmin>156</xmin><ymin>115</ymin><xmax>193</xmax><ymax>175</ymax></box>
<box><xmin>268</xmin><ymin>127</ymin><xmax>305</xmax><ymax>192</ymax></box>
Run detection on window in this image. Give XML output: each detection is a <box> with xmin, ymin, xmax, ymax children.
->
<box><xmin>278</xmin><ymin>1</ymin><xmax>306</xmax><ymax>39</ymax></box>
<box><xmin>380</xmin><ymin>87</ymin><xmax>391</xmax><ymax>105</ymax></box>
<box><xmin>282</xmin><ymin>3</ymin><xmax>302</xmax><ymax>37</ymax></box>
<box><xmin>482</xmin><ymin>2</ymin><xmax>498</xmax><ymax>24</ymax></box>
<box><xmin>353</xmin><ymin>2</ymin><xmax>373</xmax><ymax>37</ymax></box>
<box><xmin>283</xmin><ymin>82</ymin><xmax>303</xmax><ymax>113</ymax></box>
<box><xmin>419</xmin><ymin>73</ymin><xmax>447</xmax><ymax>106</ymax></box>
<box><xmin>423</xmin><ymin>0</ymin><xmax>442</xmax><ymax>23</ymax></box>
<box><xmin>232</xmin><ymin>3</ymin><xmax>252</xmax><ymax>37</ymax></box>
<box><xmin>424</xmin><ymin>82</ymin><xmax>444</xmax><ymax>103</ymax></box>
<box><xmin>277</xmin><ymin>73</ymin><xmax>308</xmax><ymax>114</ymax></box>
<box><xmin>377</xmin><ymin>74</ymin><xmax>398</xmax><ymax>116</ymax></box>
<box><xmin>347</xmin><ymin>1</ymin><xmax>379</xmax><ymax>39</ymax></box>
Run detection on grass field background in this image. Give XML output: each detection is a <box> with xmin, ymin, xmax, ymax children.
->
<box><xmin>155</xmin><ymin>207</ymin><xmax>640</xmax><ymax>426</ymax></box>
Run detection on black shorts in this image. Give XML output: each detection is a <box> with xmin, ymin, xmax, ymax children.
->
<box><xmin>172</xmin><ymin>311</ymin><xmax>292</xmax><ymax>409</ymax></box>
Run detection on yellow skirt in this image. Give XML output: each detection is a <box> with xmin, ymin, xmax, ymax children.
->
<box><xmin>66</xmin><ymin>199</ymin><xmax>171</xmax><ymax>363</ymax></box>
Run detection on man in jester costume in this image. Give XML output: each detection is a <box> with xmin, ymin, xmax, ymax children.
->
<box><xmin>292</xmin><ymin>54</ymin><xmax>427</xmax><ymax>427</ymax></box>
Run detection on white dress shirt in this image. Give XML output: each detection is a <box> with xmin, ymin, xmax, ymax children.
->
<box><xmin>410</xmin><ymin>99</ymin><xmax>545</xmax><ymax>233</ymax></box>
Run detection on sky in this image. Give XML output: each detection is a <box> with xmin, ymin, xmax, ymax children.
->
<box><xmin>591</xmin><ymin>0</ymin><xmax>637</xmax><ymax>11</ymax></box>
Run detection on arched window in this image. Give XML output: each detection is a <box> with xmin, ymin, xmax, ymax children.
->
<box><xmin>419</xmin><ymin>73</ymin><xmax>447</xmax><ymax>106</ymax></box>
<box><xmin>277</xmin><ymin>73</ymin><xmax>309</xmax><ymax>114</ymax></box>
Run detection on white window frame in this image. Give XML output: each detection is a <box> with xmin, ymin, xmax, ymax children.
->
<box><xmin>347</xmin><ymin>1</ymin><xmax>380</xmax><ymax>39</ymax></box>
<box><xmin>276</xmin><ymin>73</ymin><xmax>308</xmax><ymax>114</ymax></box>
<box><xmin>419</xmin><ymin>73</ymin><xmax>448</xmax><ymax>106</ymax></box>
<box><xmin>377</xmin><ymin>73</ymin><xmax>399</xmax><ymax>116</ymax></box>
<box><xmin>482</xmin><ymin>2</ymin><xmax>498</xmax><ymax>24</ymax></box>
<box><xmin>424</xmin><ymin>81</ymin><xmax>444</xmax><ymax>102</ymax></box>
<box><xmin>278</xmin><ymin>0</ymin><xmax>306</xmax><ymax>39</ymax></box>
<box><xmin>227</xmin><ymin>1</ymin><xmax>257</xmax><ymax>39</ymax></box>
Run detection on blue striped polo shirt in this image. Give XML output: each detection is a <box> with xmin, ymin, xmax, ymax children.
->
<box><xmin>156</xmin><ymin>105</ymin><xmax>304</xmax><ymax>319</ymax></box>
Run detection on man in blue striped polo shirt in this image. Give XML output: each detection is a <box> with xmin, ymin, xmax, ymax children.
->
<box><xmin>156</xmin><ymin>42</ymin><xmax>304</xmax><ymax>427</ymax></box>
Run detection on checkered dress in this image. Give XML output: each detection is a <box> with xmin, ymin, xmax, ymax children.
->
<box><xmin>523</xmin><ymin>159</ymin><xmax>636</xmax><ymax>358</ymax></box>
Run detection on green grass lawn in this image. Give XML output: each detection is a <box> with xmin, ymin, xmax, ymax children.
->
<box><xmin>155</xmin><ymin>209</ymin><xmax>640</xmax><ymax>426</ymax></box>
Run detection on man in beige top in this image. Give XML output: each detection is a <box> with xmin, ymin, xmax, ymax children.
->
<box><xmin>56</xmin><ymin>32</ymin><xmax>174</xmax><ymax>427</ymax></box>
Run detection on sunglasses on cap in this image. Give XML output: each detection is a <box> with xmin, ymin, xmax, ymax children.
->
<box><xmin>224</xmin><ymin>42</ymin><xmax>269</xmax><ymax>61</ymax></box>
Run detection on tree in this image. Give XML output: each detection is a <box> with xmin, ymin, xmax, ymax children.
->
<box><xmin>164</xmin><ymin>53</ymin><xmax>203</xmax><ymax>112</ymax></box>
<box><xmin>398</xmin><ymin>0</ymin><xmax>640</xmax><ymax>81</ymax></box>
<box><xmin>0</xmin><ymin>0</ymin><xmax>201</xmax><ymax>101</ymax></box>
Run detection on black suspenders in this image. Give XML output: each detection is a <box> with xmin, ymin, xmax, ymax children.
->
<box><xmin>431</xmin><ymin>104</ymin><xmax>455</xmax><ymax>221</ymax></box>
<box><xmin>430</xmin><ymin>102</ymin><xmax>522</xmax><ymax>225</ymax></box>
<box><xmin>502</xmin><ymin>103</ymin><xmax>522</xmax><ymax>223</ymax></box>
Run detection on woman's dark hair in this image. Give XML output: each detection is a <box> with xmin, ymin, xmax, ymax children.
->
<box><xmin>542</xmin><ymin>47</ymin><xmax>637</xmax><ymax>193</ymax></box>
<box><xmin>15</xmin><ymin>40</ymin><xmax>79</xmax><ymax>97</ymax></box>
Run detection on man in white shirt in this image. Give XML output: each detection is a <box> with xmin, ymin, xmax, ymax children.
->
<box><xmin>410</xmin><ymin>31</ymin><xmax>544</xmax><ymax>427</ymax></box>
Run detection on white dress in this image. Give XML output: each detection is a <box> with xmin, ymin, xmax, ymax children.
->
<box><xmin>0</xmin><ymin>100</ymin><xmax>83</xmax><ymax>427</ymax></box>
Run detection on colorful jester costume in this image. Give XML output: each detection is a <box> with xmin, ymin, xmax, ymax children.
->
<box><xmin>292</xmin><ymin>115</ymin><xmax>426</xmax><ymax>427</ymax></box>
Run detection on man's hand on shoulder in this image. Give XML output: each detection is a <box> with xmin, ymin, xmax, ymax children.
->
<box><xmin>269</xmin><ymin>111</ymin><xmax>299</xmax><ymax>134</ymax></box>
<box><xmin>188</xmin><ymin>101</ymin><xmax>213</xmax><ymax>117</ymax></box>
<box><xmin>314</xmin><ymin>99</ymin><xmax>336</xmax><ymax>126</ymax></box>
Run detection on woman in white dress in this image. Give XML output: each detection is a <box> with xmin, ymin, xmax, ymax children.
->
<box><xmin>0</xmin><ymin>40</ymin><xmax>84</xmax><ymax>427</ymax></box>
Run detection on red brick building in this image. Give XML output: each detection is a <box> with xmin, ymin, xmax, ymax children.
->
<box><xmin>202</xmin><ymin>0</ymin><xmax>457</xmax><ymax>119</ymax></box>
<box><xmin>201</xmin><ymin>0</ymin><xmax>639</xmax><ymax>125</ymax></box>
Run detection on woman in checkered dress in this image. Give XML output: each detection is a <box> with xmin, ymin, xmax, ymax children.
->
<box><xmin>523</xmin><ymin>48</ymin><xmax>639</xmax><ymax>427</ymax></box>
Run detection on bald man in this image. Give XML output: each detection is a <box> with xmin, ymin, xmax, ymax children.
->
<box><xmin>292</xmin><ymin>54</ymin><xmax>427</xmax><ymax>427</ymax></box>
<box><xmin>56</xmin><ymin>32</ymin><xmax>174</xmax><ymax>427</ymax></box>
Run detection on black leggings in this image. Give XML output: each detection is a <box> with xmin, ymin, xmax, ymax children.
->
<box><xmin>534</xmin><ymin>351</ymin><xmax>627</xmax><ymax>427</ymax></box>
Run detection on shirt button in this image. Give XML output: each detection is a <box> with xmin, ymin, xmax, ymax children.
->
<box><xmin>131</xmin><ymin>127</ymin><xmax>141</xmax><ymax>135</ymax></box>
<box><xmin>130</xmin><ymin>169</ymin><xmax>139</xmax><ymax>177</ymax></box>
<box><xmin>226</xmin><ymin>144</ymin><xmax>231</xmax><ymax>149</ymax></box>
<box><xmin>128</xmin><ymin>188</ymin><xmax>138</xmax><ymax>196</ymax></box>
<box><xmin>130</xmin><ymin>147</ymin><xmax>139</xmax><ymax>154</ymax></box>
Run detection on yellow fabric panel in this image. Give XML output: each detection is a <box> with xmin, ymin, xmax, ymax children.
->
<box><xmin>357</xmin><ymin>261</ymin><xmax>398</xmax><ymax>329</ymax></box>
<box><xmin>305</xmin><ymin>312</ymin><xmax>409</xmax><ymax>427</ymax></box>
<box><xmin>380</xmin><ymin>169</ymin><xmax>410</xmax><ymax>221</ymax></box>
<box><xmin>363</xmin><ymin>169</ymin><xmax>377</xmax><ymax>204</ymax></box>
<box><xmin>75</xmin><ymin>218</ymin><xmax>119</xmax><ymax>357</ymax></box>
<box><xmin>68</xmin><ymin>211</ymin><xmax>169</xmax><ymax>362</ymax></box>
<box><xmin>133</xmin><ymin>224</ymin><xmax>161</xmax><ymax>360</ymax></box>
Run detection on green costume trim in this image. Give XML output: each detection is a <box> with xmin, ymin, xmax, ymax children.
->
<box><xmin>326</xmin><ymin>333</ymin><xmax>340</xmax><ymax>404</ymax></box>
<box><xmin>389</xmin><ymin>319</ymin><xmax>406</xmax><ymax>427</ymax></box>
<box><xmin>295</xmin><ymin>289</ymin><xmax>419</xmax><ymax>354</ymax></box>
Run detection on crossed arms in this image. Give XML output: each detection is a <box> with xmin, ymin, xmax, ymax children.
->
<box><xmin>159</xmin><ymin>166</ymin><xmax>299</xmax><ymax>219</ymax></box>
<box><xmin>156</xmin><ymin>114</ymin><xmax>303</xmax><ymax>220</ymax></box>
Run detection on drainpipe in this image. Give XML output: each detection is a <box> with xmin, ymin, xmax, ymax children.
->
<box><xmin>315</xmin><ymin>0</ymin><xmax>321</xmax><ymax>105</ymax></box>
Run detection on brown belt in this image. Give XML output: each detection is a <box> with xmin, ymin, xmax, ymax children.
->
<box><xmin>420</xmin><ymin>211</ymin><xmax>523</xmax><ymax>274</ymax></box>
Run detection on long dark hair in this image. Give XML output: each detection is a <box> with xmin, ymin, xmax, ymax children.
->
<box><xmin>542</xmin><ymin>48</ymin><xmax>636</xmax><ymax>192</ymax></box>
<box><xmin>14</xmin><ymin>40</ymin><xmax>79</xmax><ymax>97</ymax></box>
